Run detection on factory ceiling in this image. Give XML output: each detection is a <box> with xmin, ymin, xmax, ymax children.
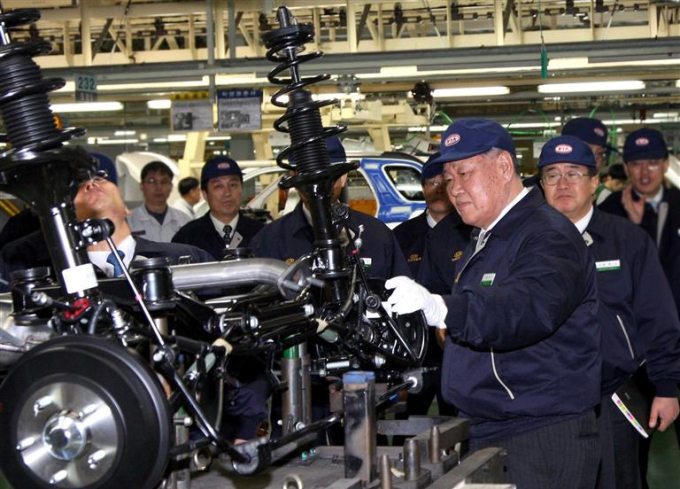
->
<box><xmin>0</xmin><ymin>0</ymin><xmax>678</xmax><ymax>150</ymax></box>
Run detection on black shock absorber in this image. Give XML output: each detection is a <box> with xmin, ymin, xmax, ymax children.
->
<box><xmin>0</xmin><ymin>7</ymin><xmax>100</xmax><ymax>298</ymax></box>
<box><xmin>262</xmin><ymin>7</ymin><xmax>358</xmax><ymax>306</ymax></box>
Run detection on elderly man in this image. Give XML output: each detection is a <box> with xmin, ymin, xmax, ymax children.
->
<box><xmin>600</xmin><ymin>128</ymin><xmax>680</xmax><ymax>316</ymax></box>
<box><xmin>172</xmin><ymin>156</ymin><xmax>263</xmax><ymax>260</ymax></box>
<box><xmin>0</xmin><ymin>170</ymin><xmax>211</xmax><ymax>286</ymax></box>
<box><xmin>128</xmin><ymin>161</ymin><xmax>190</xmax><ymax>242</ymax></box>
<box><xmin>386</xmin><ymin>119</ymin><xmax>602</xmax><ymax>489</ymax></box>
<box><xmin>540</xmin><ymin>135</ymin><xmax>680</xmax><ymax>489</ymax></box>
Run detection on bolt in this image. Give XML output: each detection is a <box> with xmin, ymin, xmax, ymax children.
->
<box><xmin>33</xmin><ymin>396</ymin><xmax>53</xmax><ymax>416</ymax></box>
<box><xmin>87</xmin><ymin>450</ymin><xmax>106</xmax><ymax>469</ymax></box>
<box><xmin>249</xmin><ymin>317</ymin><xmax>260</xmax><ymax>330</ymax></box>
<box><xmin>78</xmin><ymin>404</ymin><xmax>99</xmax><ymax>419</ymax></box>
<box><xmin>16</xmin><ymin>437</ymin><xmax>35</xmax><ymax>451</ymax></box>
<box><xmin>183</xmin><ymin>417</ymin><xmax>193</xmax><ymax>427</ymax></box>
<box><xmin>294</xmin><ymin>421</ymin><xmax>306</xmax><ymax>431</ymax></box>
<box><xmin>303</xmin><ymin>304</ymin><xmax>315</xmax><ymax>317</ymax></box>
<box><xmin>49</xmin><ymin>469</ymin><xmax>68</xmax><ymax>485</ymax></box>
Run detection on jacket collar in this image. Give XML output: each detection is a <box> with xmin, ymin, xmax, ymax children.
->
<box><xmin>479</xmin><ymin>186</ymin><xmax>543</xmax><ymax>240</ymax></box>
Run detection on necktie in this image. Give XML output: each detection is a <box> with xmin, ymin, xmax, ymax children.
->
<box><xmin>106</xmin><ymin>250</ymin><xmax>126</xmax><ymax>277</ymax></box>
<box><xmin>475</xmin><ymin>230</ymin><xmax>489</xmax><ymax>254</ymax></box>
<box><xmin>222</xmin><ymin>225</ymin><xmax>233</xmax><ymax>246</ymax></box>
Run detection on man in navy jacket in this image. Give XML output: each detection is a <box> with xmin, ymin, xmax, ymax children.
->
<box><xmin>599</xmin><ymin>128</ymin><xmax>680</xmax><ymax>318</ymax></box>
<box><xmin>387</xmin><ymin>119</ymin><xmax>602</xmax><ymax>489</ymax></box>
<box><xmin>172</xmin><ymin>156</ymin><xmax>263</xmax><ymax>260</ymax></box>
<box><xmin>393</xmin><ymin>153</ymin><xmax>457</xmax><ymax>277</ymax></box>
<box><xmin>540</xmin><ymin>135</ymin><xmax>680</xmax><ymax>489</ymax></box>
<box><xmin>1</xmin><ymin>171</ymin><xmax>212</xmax><ymax>286</ymax></box>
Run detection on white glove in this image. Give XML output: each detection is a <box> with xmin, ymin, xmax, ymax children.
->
<box><xmin>385</xmin><ymin>276</ymin><xmax>448</xmax><ymax>329</ymax></box>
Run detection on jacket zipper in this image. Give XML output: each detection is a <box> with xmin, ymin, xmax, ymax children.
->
<box><xmin>490</xmin><ymin>349</ymin><xmax>515</xmax><ymax>399</ymax></box>
<box><xmin>616</xmin><ymin>315</ymin><xmax>635</xmax><ymax>359</ymax></box>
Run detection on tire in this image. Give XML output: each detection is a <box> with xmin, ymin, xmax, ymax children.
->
<box><xmin>0</xmin><ymin>335</ymin><xmax>172</xmax><ymax>489</ymax></box>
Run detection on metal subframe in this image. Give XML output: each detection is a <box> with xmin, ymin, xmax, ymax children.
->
<box><xmin>185</xmin><ymin>372</ymin><xmax>511</xmax><ymax>488</ymax></box>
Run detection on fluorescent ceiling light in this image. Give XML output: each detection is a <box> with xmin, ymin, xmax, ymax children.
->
<box><xmin>538</xmin><ymin>81</ymin><xmax>645</xmax><ymax>94</ymax></box>
<box><xmin>147</xmin><ymin>99</ymin><xmax>172</xmax><ymax>109</ymax></box>
<box><xmin>56</xmin><ymin>80</ymin><xmax>206</xmax><ymax>93</ymax></box>
<box><xmin>114</xmin><ymin>130</ymin><xmax>136</xmax><ymax>136</ymax></box>
<box><xmin>432</xmin><ymin>86</ymin><xmax>509</xmax><ymax>97</ymax></box>
<box><xmin>504</xmin><ymin>122</ymin><xmax>558</xmax><ymax>129</ymax></box>
<box><xmin>653</xmin><ymin>112</ymin><xmax>679</xmax><ymax>118</ymax></box>
<box><xmin>676</xmin><ymin>80</ymin><xmax>680</xmax><ymax>88</ymax></box>
<box><xmin>88</xmin><ymin>138</ymin><xmax>139</xmax><ymax>145</ymax></box>
<box><xmin>212</xmin><ymin>74</ymin><xmax>269</xmax><ymax>86</ymax></box>
<box><xmin>207</xmin><ymin>136</ymin><xmax>232</xmax><ymax>141</ymax></box>
<box><xmin>407</xmin><ymin>125</ymin><xmax>448</xmax><ymax>132</ymax></box>
<box><xmin>153</xmin><ymin>138</ymin><xmax>168</xmax><ymax>143</ymax></box>
<box><xmin>168</xmin><ymin>134</ymin><xmax>187</xmax><ymax>142</ymax></box>
<box><xmin>272</xmin><ymin>92</ymin><xmax>361</xmax><ymax>105</ymax></box>
<box><xmin>51</xmin><ymin>102</ymin><xmax>123</xmax><ymax>113</ymax></box>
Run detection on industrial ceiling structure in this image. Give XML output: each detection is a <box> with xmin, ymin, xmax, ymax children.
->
<box><xmin>2</xmin><ymin>0</ymin><xmax>679</xmax><ymax>169</ymax></box>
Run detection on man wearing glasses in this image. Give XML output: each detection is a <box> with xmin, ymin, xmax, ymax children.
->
<box><xmin>128</xmin><ymin>161</ymin><xmax>190</xmax><ymax>242</ymax></box>
<box><xmin>540</xmin><ymin>135</ymin><xmax>680</xmax><ymax>489</ymax></box>
<box><xmin>393</xmin><ymin>153</ymin><xmax>460</xmax><ymax>277</ymax></box>
<box><xmin>385</xmin><ymin>119</ymin><xmax>602</xmax><ymax>489</ymax></box>
<box><xmin>599</xmin><ymin>128</ymin><xmax>680</xmax><ymax>316</ymax></box>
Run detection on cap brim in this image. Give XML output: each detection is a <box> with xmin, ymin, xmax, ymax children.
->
<box><xmin>425</xmin><ymin>147</ymin><xmax>491</xmax><ymax>169</ymax></box>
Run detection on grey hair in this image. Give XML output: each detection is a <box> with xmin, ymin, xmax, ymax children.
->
<box><xmin>484</xmin><ymin>147</ymin><xmax>521</xmax><ymax>176</ymax></box>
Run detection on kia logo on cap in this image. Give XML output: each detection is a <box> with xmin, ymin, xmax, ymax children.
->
<box><xmin>635</xmin><ymin>137</ymin><xmax>649</xmax><ymax>146</ymax></box>
<box><xmin>445</xmin><ymin>134</ymin><xmax>461</xmax><ymax>147</ymax></box>
<box><xmin>217</xmin><ymin>162</ymin><xmax>231</xmax><ymax>169</ymax></box>
<box><xmin>555</xmin><ymin>144</ymin><xmax>573</xmax><ymax>154</ymax></box>
<box><xmin>594</xmin><ymin>128</ymin><xmax>605</xmax><ymax>137</ymax></box>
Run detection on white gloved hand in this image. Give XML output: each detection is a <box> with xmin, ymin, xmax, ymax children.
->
<box><xmin>385</xmin><ymin>276</ymin><xmax>448</xmax><ymax>329</ymax></box>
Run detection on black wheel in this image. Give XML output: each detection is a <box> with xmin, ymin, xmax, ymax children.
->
<box><xmin>0</xmin><ymin>335</ymin><xmax>172</xmax><ymax>489</ymax></box>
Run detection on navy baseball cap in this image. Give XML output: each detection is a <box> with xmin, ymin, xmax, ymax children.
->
<box><xmin>538</xmin><ymin>135</ymin><xmax>597</xmax><ymax>170</ymax></box>
<box><xmin>421</xmin><ymin>152</ymin><xmax>443</xmax><ymax>181</ymax></box>
<box><xmin>623</xmin><ymin>128</ymin><xmax>668</xmax><ymax>163</ymax></box>
<box><xmin>561</xmin><ymin>118</ymin><xmax>609</xmax><ymax>148</ymax></box>
<box><xmin>201</xmin><ymin>156</ymin><xmax>243</xmax><ymax>188</ymax></box>
<box><xmin>424</xmin><ymin>119</ymin><xmax>516</xmax><ymax>173</ymax></box>
<box><xmin>289</xmin><ymin>136</ymin><xmax>346</xmax><ymax>165</ymax></box>
<box><xmin>91</xmin><ymin>152</ymin><xmax>118</xmax><ymax>185</ymax></box>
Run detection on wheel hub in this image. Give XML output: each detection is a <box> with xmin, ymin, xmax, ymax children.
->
<box><xmin>43</xmin><ymin>412</ymin><xmax>88</xmax><ymax>461</ymax></box>
<box><xmin>15</xmin><ymin>381</ymin><xmax>118</xmax><ymax>487</ymax></box>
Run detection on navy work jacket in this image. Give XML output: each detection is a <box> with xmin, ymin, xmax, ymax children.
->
<box><xmin>393</xmin><ymin>211</ymin><xmax>430</xmax><ymax>277</ymax></box>
<box><xmin>417</xmin><ymin>212</ymin><xmax>473</xmax><ymax>294</ymax></box>
<box><xmin>250</xmin><ymin>202</ymin><xmax>411</xmax><ymax>280</ymax></box>
<box><xmin>172</xmin><ymin>211</ymin><xmax>263</xmax><ymax>261</ymax></box>
<box><xmin>586</xmin><ymin>208</ymin><xmax>680</xmax><ymax>397</ymax></box>
<box><xmin>440</xmin><ymin>188</ymin><xmax>602</xmax><ymax>442</ymax></box>
<box><xmin>600</xmin><ymin>186</ymin><xmax>680</xmax><ymax>315</ymax></box>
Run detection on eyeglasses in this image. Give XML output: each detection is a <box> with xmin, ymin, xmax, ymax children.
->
<box><xmin>627</xmin><ymin>160</ymin><xmax>662</xmax><ymax>171</ymax></box>
<box><xmin>143</xmin><ymin>177</ymin><xmax>173</xmax><ymax>186</ymax></box>
<box><xmin>423</xmin><ymin>179</ymin><xmax>444</xmax><ymax>189</ymax></box>
<box><xmin>78</xmin><ymin>170</ymin><xmax>109</xmax><ymax>187</ymax></box>
<box><xmin>541</xmin><ymin>170</ymin><xmax>589</xmax><ymax>186</ymax></box>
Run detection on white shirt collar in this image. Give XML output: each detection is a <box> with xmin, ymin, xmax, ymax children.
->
<box><xmin>483</xmin><ymin>186</ymin><xmax>531</xmax><ymax>234</ymax></box>
<box><xmin>425</xmin><ymin>210</ymin><xmax>438</xmax><ymax>228</ymax></box>
<box><xmin>573</xmin><ymin>205</ymin><xmax>594</xmax><ymax>235</ymax></box>
<box><xmin>636</xmin><ymin>186</ymin><xmax>664</xmax><ymax>211</ymax></box>
<box><xmin>88</xmin><ymin>235</ymin><xmax>137</xmax><ymax>278</ymax></box>
<box><xmin>209</xmin><ymin>212</ymin><xmax>239</xmax><ymax>236</ymax></box>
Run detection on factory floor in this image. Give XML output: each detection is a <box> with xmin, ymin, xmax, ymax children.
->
<box><xmin>1</xmin><ymin>423</ymin><xmax>679</xmax><ymax>488</ymax></box>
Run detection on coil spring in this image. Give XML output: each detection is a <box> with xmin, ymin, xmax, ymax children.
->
<box><xmin>262</xmin><ymin>7</ymin><xmax>345</xmax><ymax>174</ymax></box>
<box><xmin>0</xmin><ymin>9</ymin><xmax>83</xmax><ymax>154</ymax></box>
